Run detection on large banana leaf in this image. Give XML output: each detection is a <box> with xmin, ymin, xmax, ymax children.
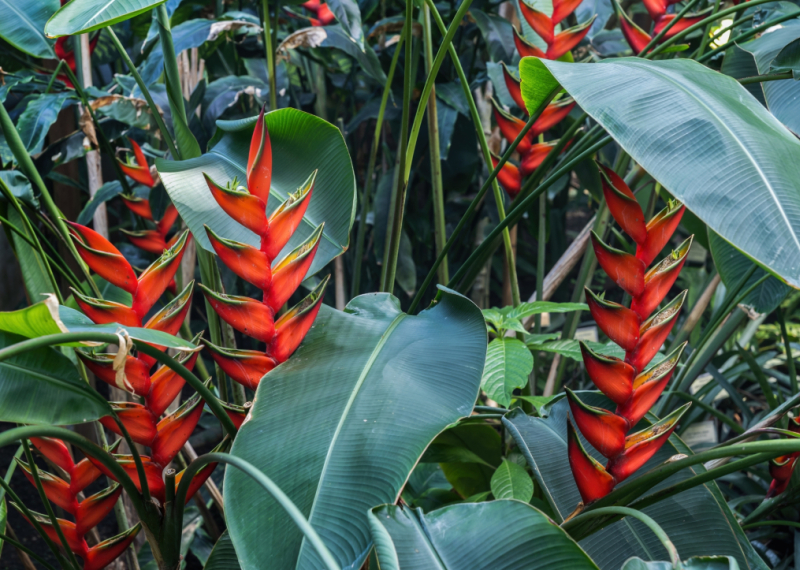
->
<box><xmin>708</xmin><ymin>229</ymin><xmax>790</xmax><ymax>314</ymax></box>
<box><xmin>45</xmin><ymin>0</ymin><xmax>166</xmax><ymax>37</ymax></box>
<box><xmin>205</xmin><ymin>533</ymin><xmax>241</xmax><ymax>570</ymax></box>
<box><xmin>368</xmin><ymin>500</ymin><xmax>598</xmax><ymax>570</ymax></box>
<box><xmin>158</xmin><ymin>108</ymin><xmax>356</xmax><ymax>276</ymax></box>
<box><xmin>503</xmin><ymin>394</ymin><xmax>767</xmax><ymax>570</ymax></box>
<box><xmin>0</xmin><ymin>330</ymin><xmax>111</xmax><ymax>424</ymax></box>
<box><xmin>0</xmin><ymin>0</ymin><xmax>58</xmax><ymax>58</ymax></box>
<box><xmin>225</xmin><ymin>289</ymin><xmax>487</xmax><ymax>570</ymax></box>
<box><xmin>519</xmin><ymin>57</ymin><xmax>800</xmax><ymax>288</ymax></box>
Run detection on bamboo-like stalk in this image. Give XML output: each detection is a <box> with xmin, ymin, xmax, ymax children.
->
<box><xmin>263</xmin><ymin>0</ymin><xmax>278</xmax><ymax>110</ymax></box>
<box><xmin>423</xmin><ymin>2</ymin><xmax>449</xmax><ymax>284</ymax></box>
<box><xmin>351</xmin><ymin>33</ymin><xmax>405</xmax><ymax>298</ymax></box>
<box><xmin>778</xmin><ymin>307</ymin><xmax>798</xmax><ymax>395</ymax></box>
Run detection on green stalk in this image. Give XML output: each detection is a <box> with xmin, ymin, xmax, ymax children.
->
<box><xmin>564</xmin><ymin>507</ymin><xmax>681</xmax><ymax>568</ymax></box>
<box><xmin>0</xmin><ymin>101</ymin><xmax>99</xmax><ymax>298</ymax></box>
<box><xmin>22</xmin><ymin>440</ymin><xmax>82</xmax><ymax>570</ymax></box>
<box><xmin>639</xmin><ymin>0</ymin><xmax>704</xmax><ymax>55</ymax></box>
<box><xmin>380</xmin><ymin>4</ymin><xmax>415</xmax><ymax>293</ymax></box>
<box><xmin>0</xmin><ymin>333</ymin><xmax>238</xmax><ymax>439</ymax></box>
<box><xmin>426</xmin><ymin>0</ymin><xmax>519</xmax><ymax>305</ymax></box>
<box><xmin>0</xmin><ymin>531</ymin><xmax>59</xmax><ymax>570</ymax></box>
<box><xmin>647</xmin><ymin>0</ymin><xmax>784</xmax><ymax>57</ymax></box>
<box><xmin>739</xmin><ymin>72</ymin><xmax>793</xmax><ymax>85</ymax></box>
<box><xmin>446</xmin><ymin>136</ymin><xmax>612</xmax><ymax>291</ymax></box>
<box><xmin>423</xmin><ymin>2</ymin><xmax>449</xmax><ymax>284</ymax></box>
<box><xmin>262</xmin><ymin>0</ymin><xmax>278</xmax><ymax>110</ymax></box>
<box><xmin>695</xmin><ymin>0</ymin><xmax>722</xmax><ymax>59</ymax></box>
<box><xmin>44</xmin><ymin>60</ymin><xmax>65</xmax><ymax>94</ymax></box>
<box><xmin>107</xmin><ymin>28</ymin><xmax>180</xmax><ymax>159</ymax></box>
<box><xmin>666</xmin><ymin>390</ymin><xmax>744</xmax><ymax>434</ymax></box>
<box><xmin>408</xmin><ymin>89</ymin><xmax>558</xmax><ymax>313</ymax></box>
<box><xmin>698</xmin><ymin>11</ymin><xmax>800</xmax><ymax>62</ymax></box>
<box><xmin>0</xmin><ymin>179</ymin><xmax>63</xmax><ymax>300</ymax></box>
<box><xmin>351</xmin><ymin>33</ymin><xmax>404</xmax><ymax>297</ymax></box>
<box><xmin>777</xmin><ymin>307</ymin><xmax>798</xmax><ymax>394</ymax></box>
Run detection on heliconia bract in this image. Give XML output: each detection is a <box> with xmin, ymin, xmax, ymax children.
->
<box><xmin>568</xmin><ymin>161</ymin><xmax>692</xmax><ymax>504</ymax></box>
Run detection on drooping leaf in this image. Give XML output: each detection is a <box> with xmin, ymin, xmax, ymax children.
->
<box><xmin>7</xmin><ymin>208</ymin><xmax>52</xmax><ymax>301</ymax></box>
<box><xmin>503</xmin><ymin>393</ymin><xmax>767</xmax><ymax>569</ymax></box>
<box><xmin>327</xmin><ymin>0</ymin><xmax>363</xmax><ymax>47</ymax></box>
<box><xmin>77</xmin><ymin>181</ymin><xmax>123</xmax><ymax>225</ymax></box>
<box><xmin>0</xmin><ymin>330</ymin><xmax>110</xmax><ymax>424</ymax></box>
<box><xmin>0</xmin><ymin>0</ymin><xmax>57</xmax><ymax>59</ymax></box>
<box><xmin>158</xmin><ymin>108</ymin><xmax>356</xmax><ymax>277</ymax></box>
<box><xmin>519</xmin><ymin>57</ymin><xmax>800</xmax><ymax>288</ymax></box>
<box><xmin>16</xmin><ymin>92</ymin><xmax>74</xmax><ymax>154</ymax></box>
<box><xmin>434</xmin><ymin>423</ymin><xmax>501</xmax><ymax>499</ymax></box>
<box><xmin>708</xmin><ymin>229</ymin><xmax>790</xmax><ymax>314</ymax></box>
<box><xmin>481</xmin><ymin>337</ymin><xmax>534</xmax><ymax>407</ymax></box>
<box><xmin>45</xmin><ymin>0</ymin><xmax>167</xmax><ymax>37</ymax></box>
<box><xmin>367</xmin><ymin>500</ymin><xmax>598</xmax><ymax>570</ymax></box>
<box><xmin>225</xmin><ymin>288</ymin><xmax>487</xmax><ymax>570</ymax></box>
<box><xmin>205</xmin><ymin>532</ymin><xmax>241</xmax><ymax>570</ymax></box>
<box><xmin>0</xmin><ymin>171</ymin><xmax>38</xmax><ymax>207</ymax></box>
<box><xmin>201</xmin><ymin>76</ymin><xmax>268</xmax><ymax>132</ymax></box>
<box><xmin>491</xmin><ymin>460</ymin><xmax>534</xmax><ymax>502</ymax></box>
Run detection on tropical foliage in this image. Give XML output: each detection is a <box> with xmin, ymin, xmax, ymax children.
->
<box><xmin>0</xmin><ymin>0</ymin><xmax>798</xmax><ymax>568</ymax></box>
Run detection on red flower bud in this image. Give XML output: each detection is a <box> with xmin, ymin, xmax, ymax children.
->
<box><xmin>566</xmin><ymin>389</ymin><xmax>628</xmax><ymax>458</ymax></box>
<box><xmin>247</xmin><ymin>107</ymin><xmax>273</xmax><ymax>204</ymax></box>
<box><xmin>203</xmin><ymin>341</ymin><xmax>277</xmax><ymax>390</ymax></box>
<box><xmin>631</xmin><ymin>236</ymin><xmax>692</xmax><ymax>320</ymax></box>
<box><xmin>200</xmin><ymin>284</ymin><xmax>276</xmax><ymax>343</ymax></box>
<box><xmin>616</xmin><ymin>343</ymin><xmax>685</xmax><ymax>426</ymax></box>
<box><xmin>626</xmin><ymin>291</ymin><xmax>686</xmax><ymax>371</ymax></box>
<box><xmin>591</xmin><ymin>231</ymin><xmax>645</xmax><ymax>297</ymax></box>
<box><xmin>269</xmin><ymin>276</ymin><xmax>329</xmax><ymax>362</ymax></box>
<box><xmin>580</xmin><ymin>341</ymin><xmax>634</xmax><ymax>405</ymax></box>
<box><xmin>567</xmin><ymin>418</ymin><xmax>616</xmax><ymax>504</ymax></box>
<box><xmin>205</xmin><ymin>173</ymin><xmax>269</xmax><ymax>237</ymax></box>
<box><xmin>264</xmin><ymin>172</ymin><xmax>316</xmax><ymax>260</ymax></box>
<box><xmin>206</xmin><ymin>226</ymin><xmax>272</xmax><ymax>290</ymax></box>
<box><xmin>585</xmin><ymin>288</ymin><xmax>640</xmax><ymax>352</ymax></box>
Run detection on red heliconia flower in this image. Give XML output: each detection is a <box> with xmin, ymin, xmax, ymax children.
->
<box><xmin>492</xmin><ymin>99</ymin><xmax>535</xmax><ymax>155</ymax></box>
<box><xmin>201</xmin><ymin>107</ymin><xmax>328</xmax><ymax>390</ymax></box>
<box><xmin>491</xmin><ymin>154</ymin><xmax>523</xmax><ymax>198</ymax></box>
<box><xmin>15</xmin><ymin>439</ymin><xmax>138</xmax><ymax>569</ymax></box>
<box><xmin>119</xmin><ymin>139</ymin><xmax>156</xmax><ymax>188</ymax></box>
<box><xmin>766</xmin><ymin>416</ymin><xmax>800</xmax><ymax>498</ymax></box>
<box><xmin>302</xmin><ymin>0</ymin><xmax>336</xmax><ymax>26</ymax></box>
<box><xmin>520</xmin><ymin>140</ymin><xmax>569</xmax><ymax>177</ymax></box>
<box><xmin>568</xmin><ymin>162</ymin><xmax>693</xmax><ymax>504</ymax></box>
<box><xmin>614</xmin><ymin>0</ymin><xmax>710</xmax><ymax>54</ymax></box>
<box><xmin>99</xmin><ymin>402</ymin><xmax>158</xmax><ymax>446</ymax></box>
<box><xmin>518</xmin><ymin>0</ymin><xmax>595</xmax><ymax>59</ymax></box>
<box><xmin>53</xmin><ymin>35</ymin><xmax>98</xmax><ymax>87</ymax></box>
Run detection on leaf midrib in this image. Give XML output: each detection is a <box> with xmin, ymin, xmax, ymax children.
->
<box><xmin>295</xmin><ymin>310</ymin><xmax>407</xmax><ymax>569</ymax></box>
<box><xmin>593</xmin><ymin>60</ymin><xmax>800</xmax><ymax>256</ymax></box>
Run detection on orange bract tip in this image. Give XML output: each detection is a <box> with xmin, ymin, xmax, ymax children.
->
<box><xmin>120</xmin><ymin>195</ymin><xmax>154</xmax><ymax>219</ymax></box>
<box><xmin>206</xmin><ymin>226</ymin><xmax>272</xmax><ymax>291</ymax></box>
<box><xmin>205</xmin><ymin>173</ymin><xmax>269</xmax><ymax>236</ymax></box>
<box><xmin>99</xmin><ymin>402</ymin><xmax>158</xmax><ymax>446</ymax></box>
<box><xmin>579</xmin><ymin>341</ymin><xmax>634</xmax><ymax>405</ymax></box>
<box><xmin>146</xmin><ymin>349</ymin><xmax>200</xmax><ymax>417</ymax></box>
<box><xmin>84</xmin><ymin>524</ymin><xmax>142</xmax><ymax>570</ymax></box>
<box><xmin>132</xmin><ymin>230</ymin><xmax>190</xmax><ymax>318</ymax></box>
<box><xmin>585</xmin><ymin>288</ymin><xmax>640</xmax><ymax>352</ymax></box>
<box><xmin>631</xmin><ymin>236</ymin><xmax>693</xmax><ymax>321</ymax></box>
<box><xmin>501</xmin><ymin>61</ymin><xmax>527</xmax><ymax>112</ymax></box>
<box><xmin>151</xmin><ymin>394</ymin><xmax>205</xmax><ymax>467</ymax></box>
<box><xmin>626</xmin><ymin>291</ymin><xmax>686</xmax><ymax>372</ymax></box>
<box><xmin>616</xmin><ymin>343</ymin><xmax>685</xmax><ymax>427</ymax></box>
<box><xmin>519</xmin><ymin>0</ymin><xmax>554</xmax><ymax>44</ymax></box>
<box><xmin>566</xmin><ymin>389</ymin><xmax>628</xmax><ymax>458</ymax></box>
<box><xmin>247</xmin><ymin>107</ymin><xmax>273</xmax><ymax>204</ymax></box>
<box><xmin>591</xmin><ymin>231</ymin><xmax>645</xmax><ymax>297</ymax></box>
<box><xmin>636</xmin><ymin>202</ymin><xmax>685</xmax><ymax>267</ymax></box>
<box><xmin>567</xmin><ymin>418</ymin><xmax>616</xmax><ymax>503</ymax></box>
<box><xmin>71</xmin><ymin>288</ymin><xmax>140</xmax><ymax>327</ymax></box>
<box><xmin>122</xmin><ymin>229</ymin><xmax>168</xmax><ymax>255</ymax></box>
<box><xmin>204</xmin><ymin>340</ymin><xmax>277</xmax><ymax>390</ymax></box>
<box><xmin>269</xmin><ymin>276</ymin><xmax>329</xmax><ymax>362</ymax></box>
<box><xmin>545</xmin><ymin>16</ymin><xmax>595</xmax><ymax>60</ymax></box>
<box><xmin>598</xmin><ymin>164</ymin><xmax>647</xmax><ymax>245</ymax></box>
<box><xmin>491</xmin><ymin>154</ymin><xmax>523</xmax><ymax>198</ymax></box>
<box><xmin>200</xmin><ymin>284</ymin><xmax>276</xmax><ymax>343</ymax></box>
<box><xmin>266</xmin><ymin>223</ymin><xmax>324</xmax><ymax>313</ymax></box>
<box><xmin>265</xmin><ymin>171</ymin><xmax>316</xmax><ymax>260</ymax></box>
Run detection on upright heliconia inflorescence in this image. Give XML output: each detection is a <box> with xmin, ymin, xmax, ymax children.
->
<box><xmin>767</xmin><ymin>415</ymin><xmax>800</xmax><ymax>498</ymax></box>
<box><xmin>117</xmin><ymin>139</ymin><xmax>181</xmax><ymax>256</ymax></box>
<box><xmin>489</xmin><ymin>0</ymin><xmax>591</xmax><ymax>197</ymax></box>
<box><xmin>300</xmin><ymin>0</ymin><xmax>336</xmax><ymax>26</ymax></box>
<box><xmin>200</xmin><ymin>107</ymin><xmax>328</xmax><ymax>391</ymax></box>
<box><xmin>12</xmin><ymin>438</ymin><xmax>141</xmax><ymax>570</ymax></box>
<box><xmin>567</xmin><ymin>163</ymin><xmax>693</xmax><ymax>504</ymax></box>
<box><xmin>613</xmin><ymin>0</ymin><xmax>709</xmax><ymax>54</ymax></box>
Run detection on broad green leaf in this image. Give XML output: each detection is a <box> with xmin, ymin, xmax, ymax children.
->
<box><xmin>0</xmin><ymin>171</ymin><xmax>38</xmax><ymax>207</ymax></box>
<box><xmin>205</xmin><ymin>532</ymin><xmax>241</xmax><ymax>570</ymax></box>
<box><xmin>367</xmin><ymin>500</ymin><xmax>598</xmax><ymax>570</ymax></box>
<box><xmin>490</xmin><ymin>460</ymin><xmax>534</xmax><ymax>502</ymax></box>
<box><xmin>17</xmin><ymin>92</ymin><xmax>74</xmax><ymax>154</ymax></box>
<box><xmin>0</xmin><ymin>330</ymin><xmax>111</xmax><ymax>424</ymax></box>
<box><xmin>708</xmin><ymin>230</ymin><xmax>789</xmax><ymax>314</ymax></box>
<box><xmin>434</xmin><ymin>423</ymin><xmax>501</xmax><ymax>498</ymax></box>
<box><xmin>201</xmin><ymin>76</ymin><xmax>268</xmax><ymax>132</ymax></box>
<box><xmin>0</xmin><ymin>0</ymin><xmax>58</xmax><ymax>58</ymax></box>
<box><xmin>621</xmin><ymin>556</ymin><xmax>740</xmax><ymax>570</ymax></box>
<box><xmin>481</xmin><ymin>337</ymin><xmax>533</xmax><ymax>407</ymax></box>
<box><xmin>45</xmin><ymin>0</ymin><xmax>167</xmax><ymax>37</ymax></box>
<box><xmin>327</xmin><ymin>0</ymin><xmax>363</xmax><ymax>47</ymax></box>
<box><xmin>0</xmin><ymin>295</ymin><xmax>196</xmax><ymax>350</ymax></box>
<box><xmin>225</xmin><ymin>288</ymin><xmax>487</xmax><ymax>570</ymax></box>
<box><xmin>77</xmin><ymin>181</ymin><xmax>123</xmax><ymax>225</ymax></box>
<box><xmin>506</xmin><ymin>301</ymin><xmax>588</xmax><ymax>320</ymax></box>
<box><xmin>503</xmin><ymin>393</ymin><xmax>767</xmax><ymax>569</ymax></box>
<box><xmin>421</xmin><ymin>444</ymin><xmax>495</xmax><ymax>468</ymax></box>
<box><xmin>519</xmin><ymin>57</ymin><xmax>800</xmax><ymax>288</ymax></box>
<box><xmin>158</xmin><ymin>108</ymin><xmax>356</xmax><ymax>276</ymax></box>
<box><xmin>525</xmin><ymin>338</ymin><xmax>625</xmax><ymax>362</ymax></box>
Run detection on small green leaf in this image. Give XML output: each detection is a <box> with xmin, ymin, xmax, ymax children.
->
<box><xmin>490</xmin><ymin>459</ymin><xmax>534</xmax><ymax>502</ymax></box>
<box><xmin>481</xmin><ymin>338</ymin><xmax>534</xmax><ymax>407</ymax></box>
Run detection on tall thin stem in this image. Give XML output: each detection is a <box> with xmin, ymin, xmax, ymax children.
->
<box><xmin>263</xmin><ymin>0</ymin><xmax>278</xmax><ymax>110</ymax></box>
<box><xmin>351</xmin><ymin>34</ymin><xmax>405</xmax><ymax>297</ymax></box>
<box><xmin>778</xmin><ymin>307</ymin><xmax>798</xmax><ymax>395</ymax></box>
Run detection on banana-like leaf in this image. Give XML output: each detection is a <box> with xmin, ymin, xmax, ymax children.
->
<box><xmin>367</xmin><ymin>500</ymin><xmax>598</xmax><ymax>570</ymax></box>
<box><xmin>158</xmin><ymin>108</ymin><xmax>356</xmax><ymax>277</ymax></box>
<box><xmin>225</xmin><ymin>288</ymin><xmax>487</xmax><ymax>570</ymax></box>
<box><xmin>0</xmin><ymin>171</ymin><xmax>38</xmax><ymax>207</ymax></box>
<box><xmin>17</xmin><ymin>92</ymin><xmax>74</xmax><ymax>155</ymax></box>
<box><xmin>503</xmin><ymin>393</ymin><xmax>767</xmax><ymax>570</ymax></box>
<box><xmin>481</xmin><ymin>337</ymin><xmax>533</xmax><ymax>407</ymax></box>
<box><xmin>519</xmin><ymin>57</ymin><xmax>800</xmax><ymax>288</ymax></box>
<box><xmin>622</xmin><ymin>556</ymin><xmax>741</xmax><ymax>569</ymax></box>
<box><xmin>708</xmin><ymin>229</ymin><xmax>790</xmax><ymax>314</ymax></box>
<box><xmin>7</xmin><ymin>208</ymin><xmax>51</xmax><ymax>301</ymax></box>
<box><xmin>0</xmin><ymin>330</ymin><xmax>111</xmax><ymax>424</ymax></box>
<box><xmin>0</xmin><ymin>0</ymin><xmax>58</xmax><ymax>58</ymax></box>
<box><xmin>205</xmin><ymin>532</ymin><xmax>241</xmax><ymax>570</ymax></box>
<box><xmin>45</xmin><ymin>0</ymin><xmax>167</xmax><ymax>37</ymax></box>
<box><xmin>0</xmin><ymin>295</ymin><xmax>196</xmax><ymax>350</ymax></box>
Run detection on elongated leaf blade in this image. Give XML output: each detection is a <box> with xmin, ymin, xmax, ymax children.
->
<box><xmin>503</xmin><ymin>393</ymin><xmax>767</xmax><ymax>569</ymax></box>
<box><xmin>0</xmin><ymin>0</ymin><xmax>57</xmax><ymax>58</ymax></box>
<box><xmin>0</xmin><ymin>330</ymin><xmax>111</xmax><ymax>424</ymax></box>
<box><xmin>158</xmin><ymin>108</ymin><xmax>356</xmax><ymax>276</ymax></box>
<box><xmin>45</xmin><ymin>0</ymin><xmax>167</xmax><ymax>37</ymax></box>
<box><xmin>225</xmin><ymin>288</ymin><xmax>486</xmax><ymax>570</ymax></box>
<box><xmin>205</xmin><ymin>532</ymin><xmax>241</xmax><ymax>570</ymax></box>
<box><xmin>519</xmin><ymin>57</ymin><xmax>800</xmax><ymax>288</ymax></box>
<box><xmin>368</xmin><ymin>500</ymin><xmax>598</xmax><ymax>570</ymax></box>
